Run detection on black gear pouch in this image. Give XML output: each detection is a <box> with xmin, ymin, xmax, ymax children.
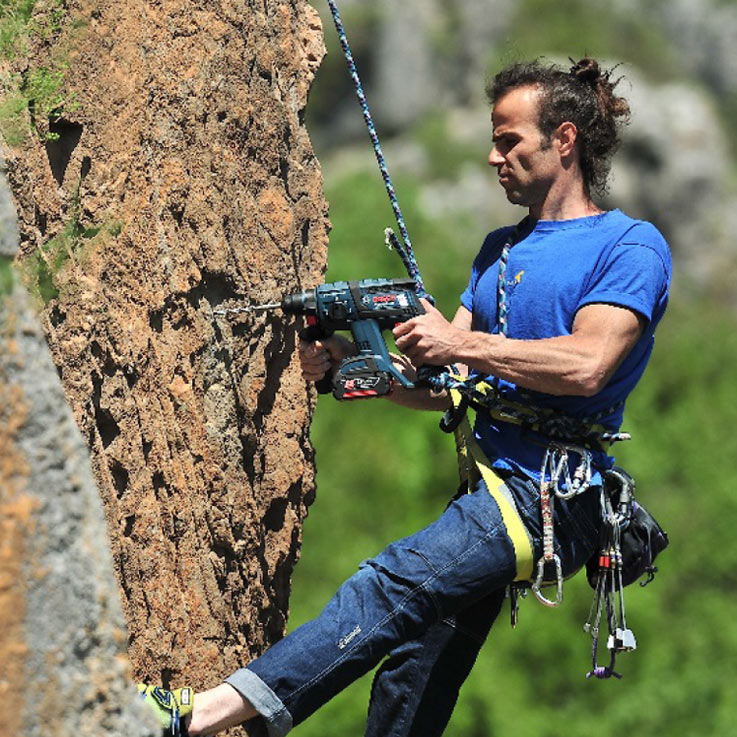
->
<box><xmin>586</xmin><ymin>471</ymin><xmax>669</xmax><ymax>588</ymax></box>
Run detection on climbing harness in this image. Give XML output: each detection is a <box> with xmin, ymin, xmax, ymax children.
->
<box><xmin>451</xmin><ymin>403</ymin><xmax>535</xmax><ymax>585</ymax></box>
<box><xmin>436</xmin><ymin>218</ymin><xmax>668</xmax><ymax>679</ymax></box>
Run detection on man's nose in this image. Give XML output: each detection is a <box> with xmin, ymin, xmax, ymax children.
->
<box><xmin>488</xmin><ymin>146</ymin><xmax>503</xmax><ymax>167</ymax></box>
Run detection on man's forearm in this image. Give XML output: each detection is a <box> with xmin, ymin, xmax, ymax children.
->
<box><xmin>393</xmin><ymin>301</ymin><xmax>644</xmax><ymax>398</ymax></box>
<box><xmin>455</xmin><ymin>331</ymin><xmax>608</xmax><ymax>397</ymax></box>
<box><xmin>384</xmin><ymin>352</ymin><xmax>451</xmax><ymax>411</ymax></box>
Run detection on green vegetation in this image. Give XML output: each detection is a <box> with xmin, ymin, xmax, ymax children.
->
<box><xmin>0</xmin><ymin>0</ymin><xmax>35</xmax><ymax>58</ymax></box>
<box><xmin>0</xmin><ymin>254</ymin><xmax>14</xmax><ymax>296</ymax></box>
<box><xmin>21</xmin><ymin>176</ymin><xmax>121</xmax><ymax>303</ymax></box>
<box><xmin>412</xmin><ymin>111</ymin><xmax>483</xmax><ymax>181</ymax></box>
<box><xmin>23</xmin><ymin>217</ymin><xmax>119</xmax><ymax>304</ymax></box>
<box><xmin>0</xmin><ymin>0</ymin><xmax>66</xmax><ymax>55</ymax></box>
<box><xmin>23</xmin><ymin>64</ymin><xmax>74</xmax><ymax>141</ymax></box>
<box><xmin>0</xmin><ymin>0</ymin><xmax>76</xmax><ymax>144</ymax></box>
<box><xmin>25</xmin><ymin>230</ymin><xmax>68</xmax><ymax>303</ymax></box>
<box><xmin>498</xmin><ymin>0</ymin><xmax>679</xmax><ymax>82</ymax></box>
<box><xmin>0</xmin><ymin>87</ymin><xmax>28</xmax><ymax>145</ymax></box>
<box><xmin>305</xmin><ymin>3</ymin><xmax>382</xmax><ymax>131</ymax></box>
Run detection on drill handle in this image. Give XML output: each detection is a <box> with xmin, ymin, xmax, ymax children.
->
<box><xmin>299</xmin><ymin>323</ymin><xmax>335</xmax><ymax>395</ymax></box>
<box><xmin>350</xmin><ymin>318</ymin><xmax>414</xmax><ymax>390</ymax></box>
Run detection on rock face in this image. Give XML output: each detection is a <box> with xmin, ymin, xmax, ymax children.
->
<box><xmin>0</xmin><ymin>0</ymin><xmax>329</xmax><ymax>726</ymax></box>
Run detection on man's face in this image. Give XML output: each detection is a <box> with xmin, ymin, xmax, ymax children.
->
<box><xmin>489</xmin><ymin>85</ymin><xmax>560</xmax><ymax>210</ymax></box>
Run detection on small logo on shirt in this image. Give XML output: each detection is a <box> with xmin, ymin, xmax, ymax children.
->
<box><xmin>505</xmin><ymin>270</ymin><xmax>525</xmax><ymax>298</ymax></box>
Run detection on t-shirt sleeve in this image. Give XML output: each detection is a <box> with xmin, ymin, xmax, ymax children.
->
<box><xmin>460</xmin><ymin>259</ymin><xmax>480</xmax><ymax>311</ymax></box>
<box><xmin>578</xmin><ymin>238</ymin><xmax>671</xmax><ymax>321</ymax></box>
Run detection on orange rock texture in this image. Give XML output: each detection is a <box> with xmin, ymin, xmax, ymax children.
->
<box><xmin>1</xmin><ymin>0</ymin><xmax>329</xmax><ymax>706</ymax></box>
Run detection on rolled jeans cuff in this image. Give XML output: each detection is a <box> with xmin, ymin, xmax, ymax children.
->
<box><xmin>224</xmin><ymin>668</ymin><xmax>293</xmax><ymax>737</ymax></box>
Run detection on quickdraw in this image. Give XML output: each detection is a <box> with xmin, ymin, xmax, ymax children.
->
<box><xmin>584</xmin><ymin>470</ymin><xmax>637</xmax><ymax>679</ymax></box>
<box><xmin>532</xmin><ymin>442</ymin><xmax>594</xmax><ymax>608</ymax></box>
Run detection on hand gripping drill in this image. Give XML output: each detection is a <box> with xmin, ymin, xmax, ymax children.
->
<box><xmin>246</xmin><ymin>278</ymin><xmax>426</xmax><ymax>399</ymax></box>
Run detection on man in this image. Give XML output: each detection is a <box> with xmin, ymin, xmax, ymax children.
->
<box><xmin>144</xmin><ymin>57</ymin><xmax>671</xmax><ymax>736</ymax></box>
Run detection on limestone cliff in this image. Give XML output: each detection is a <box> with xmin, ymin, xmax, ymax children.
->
<box><xmin>0</xmin><ymin>0</ymin><xmax>329</xmax><ymax>727</ymax></box>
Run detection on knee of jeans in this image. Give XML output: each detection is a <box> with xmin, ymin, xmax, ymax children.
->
<box><xmin>361</xmin><ymin>540</ymin><xmax>438</xmax><ymax>584</ymax></box>
<box><xmin>353</xmin><ymin>553</ymin><xmax>442</xmax><ymax>633</ymax></box>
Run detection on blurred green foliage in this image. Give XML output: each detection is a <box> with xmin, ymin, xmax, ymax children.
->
<box><xmin>0</xmin><ymin>253</ymin><xmax>14</xmax><ymax>296</ymax></box>
<box><xmin>499</xmin><ymin>0</ymin><xmax>679</xmax><ymax>82</ymax></box>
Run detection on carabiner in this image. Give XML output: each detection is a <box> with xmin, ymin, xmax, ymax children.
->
<box><xmin>531</xmin><ymin>554</ymin><xmax>564</xmax><ymax>607</ymax></box>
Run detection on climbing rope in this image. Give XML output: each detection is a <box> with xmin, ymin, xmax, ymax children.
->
<box><xmin>326</xmin><ymin>0</ymin><xmax>429</xmax><ymax>299</ymax></box>
<box><xmin>496</xmin><ymin>219</ymin><xmax>531</xmax><ymax>337</ymax></box>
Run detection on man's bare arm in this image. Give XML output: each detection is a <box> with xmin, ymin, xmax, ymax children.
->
<box><xmin>393</xmin><ymin>302</ymin><xmax>645</xmax><ymax>397</ymax></box>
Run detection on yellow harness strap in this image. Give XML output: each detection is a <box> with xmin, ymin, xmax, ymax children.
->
<box><xmin>451</xmin><ymin>388</ymin><xmax>534</xmax><ymax>582</ymax></box>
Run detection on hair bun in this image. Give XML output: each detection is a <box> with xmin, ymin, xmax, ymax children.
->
<box><xmin>569</xmin><ymin>57</ymin><xmax>600</xmax><ymax>84</ymax></box>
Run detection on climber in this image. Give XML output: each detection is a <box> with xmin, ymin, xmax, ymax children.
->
<box><xmin>142</xmin><ymin>56</ymin><xmax>672</xmax><ymax>737</ymax></box>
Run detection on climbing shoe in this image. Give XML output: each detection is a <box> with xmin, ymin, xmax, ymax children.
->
<box><xmin>138</xmin><ymin>683</ymin><xmax>194</xmax><ymax>737</ymax></box>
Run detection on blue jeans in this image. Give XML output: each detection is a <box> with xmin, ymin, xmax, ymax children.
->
<box><xmin>225</xmin><ymin>473</ymin><xmax>601</xmax><ymax>737</ymax></box>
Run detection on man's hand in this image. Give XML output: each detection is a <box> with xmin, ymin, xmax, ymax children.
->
<box><xmin>392</xmin><ymin>299</ymin><xmax>464</xmax><ymax>366</ymax></box>
<box><xmin>298</xmin><ymin>333</ymin><xmax>356</xmax><ymax>382</ymax></box>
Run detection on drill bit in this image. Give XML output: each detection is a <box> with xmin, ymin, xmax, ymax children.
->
<box><xmin>212</xmin><ymin>301</ymin><xmax>282</xmax><ymax>317</ymax></box>
<box><xmin>246</xmin><ymin>302</ymin><xmax>282</xmax><ymax>312</ymax></box>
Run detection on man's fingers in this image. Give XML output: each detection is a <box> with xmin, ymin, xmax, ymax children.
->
<box><xmin>392</xmin><ymin>319</ymin><xmax>417</xmax><ymax>340</ymax></box>
<box><xmin>299</xmin><ymin>338</ymin><xmax>325</xmax><ymax>356</ymax></box>
<box><xmin>419</xmin><ymin>297</ymin><xmax>440</xmax><ymax>315</ymax></box>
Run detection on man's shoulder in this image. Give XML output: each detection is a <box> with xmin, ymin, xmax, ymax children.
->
<box><xmin>474</xmin><ymin>225</ymin><xmax>516</xmax><ymax>265</ymax></box>
<box><xmin>482</xmin><ymin>224</ymin><xmax>517</xmax><ymax>246</ymax></box>
<box><xmin>606</xmin><ymin>210</ymin><xmax>672</xmax><ymax>269</ymax></box>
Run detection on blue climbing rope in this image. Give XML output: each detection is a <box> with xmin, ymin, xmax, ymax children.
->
<box><xmin>326</xmin><ymin>0</ymin><xmax>429</xmax><ymax>299</ymax></box>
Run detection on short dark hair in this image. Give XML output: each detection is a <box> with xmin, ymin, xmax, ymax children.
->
<box><xmin>487</xmin><ymin>58</ymin><xmax>630</xmax><ymax>196</ymax></box>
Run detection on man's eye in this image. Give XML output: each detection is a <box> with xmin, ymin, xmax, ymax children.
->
<box><xmin>495</xmin><ymin>137</ymin><xmax>515</xmax><ymax>150</ymax></box>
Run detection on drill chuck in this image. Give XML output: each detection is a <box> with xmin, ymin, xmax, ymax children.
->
<box><xmin>281</xmin><ymin>289</ymin><xmax>317</xmax><ymax>314</ymax></box>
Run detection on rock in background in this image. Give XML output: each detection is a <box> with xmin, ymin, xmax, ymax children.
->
<box><xmin>0</xmin><ymin>200</ymin><xmax>157</xmax><ymax>735</ymax></box>
<box><xmin>0</xmin><ymin>1</ymin><xmax>329</xmax><ymax>732</ymax></box>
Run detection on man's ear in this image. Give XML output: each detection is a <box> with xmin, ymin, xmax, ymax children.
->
<box><xmin>554</xmin><ymin>121</ymin><xmax>578</xmax><ymax>158</ymax></box>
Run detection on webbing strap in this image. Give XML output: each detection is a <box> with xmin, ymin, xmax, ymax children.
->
<box><xmin>451</xmin><ymin>389</ymin><xmax>534</xmax><ymax>582</ymax></box>
<box><xmin>447</xmin><ymin>377</ymin><xmax>623</xmax><ymax>451</ymax></box>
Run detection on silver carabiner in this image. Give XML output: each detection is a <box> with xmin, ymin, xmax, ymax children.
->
<box><xmin>531</xmin><ymin>555</ymin><xmax>564</xmax><ymax>607</ymax></box>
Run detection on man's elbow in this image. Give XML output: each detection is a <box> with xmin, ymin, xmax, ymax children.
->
<box><xmin>573</xmin><ymin>359</ymin><xmax>612</xmax><ymax>397</ymax></box>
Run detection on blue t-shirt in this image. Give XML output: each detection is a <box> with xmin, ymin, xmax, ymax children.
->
<box><xmin>460</xmin><ymin>209</ymin><xmax>672</xmax><ymax>480</ymax></box>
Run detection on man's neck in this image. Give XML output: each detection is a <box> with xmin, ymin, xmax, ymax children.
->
<box><xmin>529</xmin><ymin>180</ymin><xmax>603</xmax><ymax>221</ymax></box>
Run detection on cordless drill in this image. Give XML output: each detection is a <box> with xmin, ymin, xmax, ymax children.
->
<box><xmin>247</xmin><ymin>278</ymin><xmax>426</xmax><ymax>399</ymax></box>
